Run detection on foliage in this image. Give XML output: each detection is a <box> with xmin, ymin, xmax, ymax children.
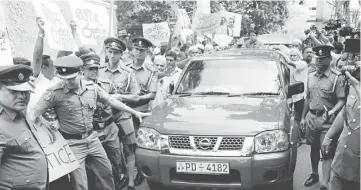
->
<box><xmin>115</xmin><ymin>0</ymin><xmax>289</xmax><ymax>37</ymax></box>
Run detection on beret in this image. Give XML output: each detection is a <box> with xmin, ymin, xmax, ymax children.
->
<box><xmin>0</xmin><ymin>64</ymin><xmax>34</xmax><ymax>91</ymax></box>
<box><xmin>104</xmin><ymin>37</ymin><xmax>126</xmax><ymax>52</ymax></box>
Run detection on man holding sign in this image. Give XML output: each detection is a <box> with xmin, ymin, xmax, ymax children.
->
<box><xmin>0</xmin><ymin>65</ymin><xmax>48</xmax><ymax>190</ymax></box>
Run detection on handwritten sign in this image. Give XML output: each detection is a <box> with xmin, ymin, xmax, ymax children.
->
<box><xmin>192</xmin><ymin>12</ymin><xmax>222</xmax><ymax>33</ymax></box>
<box><xmin>217</xmin><ymin>11</ymin><xmax>242</xmax><ymax>37</ymax></box>
<box><xmin>33</xmin><ymin>0</ymin><xmax>78</xmax><ymax>51</ymax></box>
<box><xmin>0</xmin><ymin>4</ymin><xmax>13</xmax><ymax>66</ymax></box>
<box><xmin>143</xmin><ymin>22</ymin><xmax>170</xmax><ymax>47</ymax></box>
<box><xmin>69</xmin><ymin>0</ymin><xmax>110</xmax><ymax>46</ymax></box>
<box><xmin>32</xmin><ymin>116</ymin><xmax>79</xmax><ymax>182</ymax></box>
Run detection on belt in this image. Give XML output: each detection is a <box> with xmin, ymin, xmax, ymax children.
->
<box><xmin>60</xmin><ymin>130</ymin><xmax>93</xmax><ymax>140</ymax></box>
<box><xmin>310</xmin><ymin>109</ymin><xmax>324</xmax><ymax>117</ymax></box>
<box><xmin>93</xmin><ymin>117</ymin><xmax>114</xmax><ymax>130</ymax></box>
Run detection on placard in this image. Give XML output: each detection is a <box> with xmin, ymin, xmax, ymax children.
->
<box><xmin>32</xmin><ymin>116</ymin><xmax>79</xmax><ymax>182</ymax></box>
<box><xmin>33</xmin><ymin>0</ymin><xmax>78</xmax><ymax>51</ymax></box>
<box><xmin>69</xmin><ymin>0</ymin><xmax>110</xmax><ymax>46</ymax></box>
<box><xmin>217</xmin><ymin>11</ymin><xmax>242</xmax><ymax>37</ymax></box>
<box><xmin>143</xmin><ymin>22</ymin><xmax>170</xmax><ymax>47</ymax></box>
<box><xmin>192</xmin><ymin>12</ymin><xmax>222</xmax><ymax>33</ymax></box>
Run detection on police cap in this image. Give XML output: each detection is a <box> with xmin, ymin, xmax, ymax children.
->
<box><xmin>132</xmin><ymin>37</ymin><xmax>153</xmax><ymax>50</ymax></box>
<box><xmin>312</xmin><ymin>45</ymin><xmax>334</xmax><ymax>58</ymax></box>
<box><xmin>104</xmin><ymin>37</ymin><xmax>126</xmax><ymax>52</ymax></box>
<box><xmin>79</xmin><ymin>53</ymin><xmax>101</xmax><ymax>68</ymax></box>
<box><xmin>54</xmin><ymin>55</ymin><xmax>82</xmax><ymax>79</ymax></box>
<box><xmin>0</xmin><ymin>64</ymin><xmax>34</xmax><ymax>91</ymax></box>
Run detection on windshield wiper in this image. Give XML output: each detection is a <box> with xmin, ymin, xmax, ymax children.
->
<box><xmin>228</xmin><ymin>92</ymin><xmax>279</xmax><ymax>97</ymax></box>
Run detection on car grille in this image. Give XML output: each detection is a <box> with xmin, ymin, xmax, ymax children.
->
<box><xmin>168</xmin><ymin>136</ymin><xmax>245</xmax><ymax>151</ymax></box>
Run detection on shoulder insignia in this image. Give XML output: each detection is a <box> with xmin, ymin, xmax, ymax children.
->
<box><xmin>43</xmin><ymin>90</ymin><xmax>53</xmax><ymax>101</ymax></box>
<box><xmin>120</xmin><ymin>64</ymin><xmax>132</xmax><ymax>73</ymax></box>
<box><xmin>83</xmin><ymin>79</ymin><xmax>95</xmax><ymax>86</ymax></box>
<box><xmin>51</xmin><ymin>81</ymin><xmax>65</xmax><ymax>91</ymax></box>
<box><xmin>330</xmin><ymin>67</ymin><xmax>341</xmax><ymax>75</ymax></box>
<box><xmin>144</xmin><ymin>63</ymin><xmax>157</xmax><ymax>72</ymax></box>
<box><xmin>124</xmin><ymin>61</ymin><xmax>133</xmax><ymax>67</ymax></box>
<box><xmin>98</xmin><ymin>78</ymin><xmax>111</xmax><ymax>84</ymax></box>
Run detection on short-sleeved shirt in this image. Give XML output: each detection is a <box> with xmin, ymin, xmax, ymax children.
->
<box><xmin>290</xmin><ymin>60</ymin><xmax>308</xmax><ymax>102</ymax></box>
<box><xmin>33</xmin><ymin>79</ymin><xmax>111</xmax><ymax>135</ymax></box>
<box><xmin>331</xmin><ymin>86</ymin><xmax>360</xmax><ymax>182</ymax></box>
<box><xmin>126</xmin><ymin>61</ymin><xmax>158</xmax><ymax>111</ymax></box>
<box><xmin>0</xmin><ymin>106</ymin><xmax>47</xmax><ymax>189</ymax></box>
<box><xmin>99</xmin><ymin>61</ymin><xmax>140</xmax><ymax>119</ymax></box>
<box><xmin>93</xmin><ymin>78</ymin><xmax>116</xmax><ymax>123</ymax></box>
<box><xmin>306</xmin><ymin>68</ymin><xmax>346</xmax><ymax>111</ymax></box>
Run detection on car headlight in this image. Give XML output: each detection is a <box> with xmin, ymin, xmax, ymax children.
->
<box><xmin>254</xmin><ymin>130</ymin><xmax>289</xmax><ymax>153</ymax></box>
<box><xmin>137</xmin><ymin>128</ymin><xmax>169</xmax><ymax>151</ymax></box>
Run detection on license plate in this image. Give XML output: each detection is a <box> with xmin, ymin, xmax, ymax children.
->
<box><xmin>176</xmin><ymin>161</ymin><xmax>229</xmax><ymax>175</ymax></box>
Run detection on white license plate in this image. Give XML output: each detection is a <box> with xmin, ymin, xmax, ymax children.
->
<box><xmin>176</xmin><ymin>161</ymin><xmax>229</xmax><ymax>175</ymax></box>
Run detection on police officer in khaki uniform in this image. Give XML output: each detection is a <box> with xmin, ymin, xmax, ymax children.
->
<box><xmin>300</xmin><ymin>45</ymin><xmax>347</xmax><ymax>190</ymax></box>
<box><xmin>100</xmin><ymin>37</ymin><xmax>141</xmax><ymax>190</ymax></box>
<box><xmin>0</xmin><ymin>65</ymin><xmax>48</xmax><ymax>190</ymax></box>
<box><xmin>29</xmin><ymin>56</ymin><xmax>150</xmax><ymax>190</ymax></box>
<box><xmin>125</xmin><ymin>37</ymin><xmax>158</xmax><ymax>187</ymax></box>
<box><xmin>321</xmin><ymin>62</ymin><xmax>360</xmax><ymax>190</ymax></box>
<box><xmin>79</xmin><ymin>53</ymin><xmax>127</xmax><ymax>190</ymax></box>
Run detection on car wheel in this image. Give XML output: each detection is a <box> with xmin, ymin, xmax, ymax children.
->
<box><xmin>147</xmin><ymin>180</ymin><xmax>166</xmax><ymax>190</ymax></box>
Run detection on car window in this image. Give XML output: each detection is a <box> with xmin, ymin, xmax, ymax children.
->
<box><xmin>176</xmin><ymin>59</ymin><xmax>281</xmax><ymax>95</ymax></box>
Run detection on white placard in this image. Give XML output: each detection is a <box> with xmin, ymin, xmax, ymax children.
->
<box><xmin>143</xmin><ymin>22</ymin><xmax>170</xmax><ymax>47</ymax></box>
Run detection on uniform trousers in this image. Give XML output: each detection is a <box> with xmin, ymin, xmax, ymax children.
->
<box><xmin>87</xmin><ymin>122</ymin><xmax>123</xmax><ymax>190</ymax></box>
<box><xmin>67</xmin><ymin>131</ymin><xmax>115</xmax><ymax>190</ymax></box>
<box><xmin>329</xmin><ymin>171</ymin><xmax>360</xmax><ymax>190</ymax></box>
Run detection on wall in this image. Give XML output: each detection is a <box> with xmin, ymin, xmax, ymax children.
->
<box><xmin>2</xmin><ymin>0</ymin><xmax>116</xmax><ymax>61</ymax></box>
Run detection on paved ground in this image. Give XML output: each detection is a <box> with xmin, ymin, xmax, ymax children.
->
<box><xmin>130</xmin><ymin>145</ymin><xmax>323</xmax><ymax>190</ymax></box>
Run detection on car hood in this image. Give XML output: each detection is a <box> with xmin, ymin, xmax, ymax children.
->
<box><xmin>143</xmin><ymin>96</ymin><xmax>288</xmax><ymax>136</ymax></box>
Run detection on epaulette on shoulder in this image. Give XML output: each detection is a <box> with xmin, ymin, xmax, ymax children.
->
<box><xmin>98</xmin><ymin>78</ymin><xmax>112</xmax><ymax>84</ymax></box>
<box><xmin>124</xmin><ymin>61</ymin><xmax>133</xmax><ymax>67</ymax></box>
<box><xmin>144</xmin><ymin>63</ymin><xmax>157</xmax><ymax>72</ymax></box>
<box><xmin>330</xmin><ymin>67</ymin><xmax>341</xmax><ymax>75</ymax></box>
<box><xmin>51</xmin><ymin>81</ymin><xmax>66</xmax><ymax>91</ymax></box>
<box><xmin>120</xmin><ymin>64</ymin><xmax>132</xmax><ymax>73</ymax></box>
<box><xmin>83</xmin><ymin>79</ymin><xmax>95</xmax><ymax>86</ymax></box>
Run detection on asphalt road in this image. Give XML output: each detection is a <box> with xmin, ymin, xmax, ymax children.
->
<box><xmin>126</xmin><ymin>145</ymin><xmax>323</xmax><ymax>190</ymax></box>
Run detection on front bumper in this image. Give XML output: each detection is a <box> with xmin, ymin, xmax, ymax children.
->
<box><xmin>136</xmin><ymin>148</ymin><xmax>293</xmax><ymax>189</ymax></box>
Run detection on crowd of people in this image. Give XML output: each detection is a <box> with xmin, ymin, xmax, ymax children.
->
<box><xmin>0</xmin><ymin>14</ymin><xmax>359</xmax><ymax>190</ymax></box>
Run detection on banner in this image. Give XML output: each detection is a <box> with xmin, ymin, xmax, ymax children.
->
<box><xmin>217</xmin><ymin>11</ymin><xmax>242</xmax><ymax>37</ymax></box>
<box><xmin>0</xmin><ymin>4</ymin><xmax>13</xmax><ymax>66</ymax></box>
<box><xmin>32</xmin><ymin>116</ymin><xmax>79</xmax><ymax>182</ymax></box>
<box><xmin>143</xmin><ymin>22</ymin><xmax>170</xmax><ymax>47</ymax></box>
<box><xmin>33</xmin><ymin>0</ymin><xmax>78</xmax><ymax>51</ymax></box>
<box><xmin>192</xmin><ymin>13</ymin><xmax>222</xmax><ymax>33</ymax></box>
<box><xmin>68</xmin><ymin>0</ymin><xmax>110</xmax><ymax>46</ymax></box>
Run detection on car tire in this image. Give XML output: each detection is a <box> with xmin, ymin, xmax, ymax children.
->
<box><xmin>147</xmin><ymin>180</ymin><xmax>166</xmax><ymax>190</ymax></box>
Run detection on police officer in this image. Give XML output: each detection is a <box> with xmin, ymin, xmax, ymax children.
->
<box><xmin>125</xmin><ymin>37</ymin><xmax>158</xmax><ymax>187</ymax></box>
<box><xmin>100</xmin><ymin>37</ymin><xmax>140</xmax><ymax>190</ymax></box>
<box><xmin>321</xmin><ymin>61</ymin><xmax>360</xmax><ymax>190</ymax></box>
<box><xmin>29</xmin><ymin>55</ymin><xmax>150</xmax><ymax>190</ymax></box>
<box><xmin>0</xmin><ymin>64</ymin><xmax>48</xmax><ymax>190</ymax></box>
<box><xmin>300</xmin><ymin>45</ymin><xmax>347</xmax><ymax>190</ymax></box>
<box><xmin>79</xmin><ymin>53</ymin><xmax>127</xmax><ymax>190</ymax></box>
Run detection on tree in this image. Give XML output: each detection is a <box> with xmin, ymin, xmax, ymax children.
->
<box><xmin>115</xmin><ymin>1</ymin><xmax>289</xmax><ymax>37</ymax></box>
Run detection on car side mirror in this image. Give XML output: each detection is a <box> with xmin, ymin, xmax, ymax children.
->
<box><xmin>168</xmin><ymin>82</ymin><xmax>175</xmax><ymax>95</ymax></box>
<box><xmin>287</xmin><ymin>81</ymin><xmax>304</xmax><ymax>98</ymax></box>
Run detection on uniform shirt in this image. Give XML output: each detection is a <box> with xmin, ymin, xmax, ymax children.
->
<box><xmin>306</xmin><ymin>67</ymin><xmax>346</xmax><ymax>111</ymax></box>
<box><xmin>307</xmin><ymin>63</ymin><xmax>317</xmax><ymax>74</ymax></box>
<box><xmin>244</xmin><ymin>39</ymin><xmax>263</xmax><ymax>48</ymax></box>
<box><xmin>331</xmin><ymin>86</ymin><xmax>360</xmax><ymax>182</ymax></box>
<box><xmin>99</xmin><ymin>61</ymin><xmax>140</xmax><ymax>120</ymax></box>
<box><xmin>126</xmin><ymin>61</ymin><xmax>158</xmax><ymax>112</ymax></box>
<box><xmin>33</xmin><ymin>79</ymin><xmax>111</xmax><ymax>135</ymax></box>
<box><xmin>27</xmin><ymin>73</ymin><xmax>61</xmax><ymax>114</ymax></box>
<box><xmin>93</xmin><ymin>78</ymin><xmax>116</xmax><ymax>123</ymax></box>
<box><xmin>0</xmin><ymin>106</ymin><xmax>47</xmax><ymax>189</ymax></box>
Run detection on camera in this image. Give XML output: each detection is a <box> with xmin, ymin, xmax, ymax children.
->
<box><xmin>324</xmin><ymin>20</ymin><xmax>341</xmax><ymax>31</ymax></box>
<box><xmin>304</xmin><ymin>25</ymin><xmax>318</xmax><ymax>35</ymax></box>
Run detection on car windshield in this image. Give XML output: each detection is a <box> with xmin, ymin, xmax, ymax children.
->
<box><xmin>175</xmin><ymin>59</ymin><xmax>281</xmax><ymax>95</ymax></box>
